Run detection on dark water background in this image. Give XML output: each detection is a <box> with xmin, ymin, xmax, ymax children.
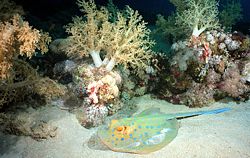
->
<box><xmin>13</xmin><ymin>0</ymin><xmax>250</xmax><ymax>35</ymax></box>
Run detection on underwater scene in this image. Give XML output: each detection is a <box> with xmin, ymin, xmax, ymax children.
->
<box><xmin>0</xmin><ymin>0</ymin><xmax>250</xmax><ymax>157</ymax></box>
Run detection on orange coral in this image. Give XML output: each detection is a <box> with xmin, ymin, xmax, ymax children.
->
<box><xmin>0</xmin><ymin>14</ymin><xmax>51</xmax><ymax>79</ymax></box>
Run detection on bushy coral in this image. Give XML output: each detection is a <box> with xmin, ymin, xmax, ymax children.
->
<box><xmin>176</xmin><ymin>0</ymin><xmax>220</xmax><ymax>37</ymax></box>
<box><xmin>154</xmin><ymin>0</ymin><xmax>189</xmax><ymax>41</ymax></box>
<box><xmin>65</xmin><ymin>0</ymin><xmax>154</xmax><ymax>72</ymax></box>
<box><xmin>0</xmin><ymin>60</ymin><xmax>38</xmax><ymax>107</ymax></box>
<box><xmin>0</xmin><ymin>14</ymin><xmax>51</xmax><ymax>108</ymax></box>
<box><xmin>0</xmin><ymin>14</ymin><xmax>51</xmax><ymax>80</ymax></box>
<box><xmin>169</xmin><ymin>0</ymin><xmax>187</xmax><ymax>12</ymax></box>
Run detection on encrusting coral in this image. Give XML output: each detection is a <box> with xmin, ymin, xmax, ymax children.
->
<box><xmin>65</xmin><ymin>0</ymin><xmax>154</xmax><ymax>72</ymax></box>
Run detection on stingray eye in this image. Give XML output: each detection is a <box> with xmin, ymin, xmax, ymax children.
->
<box><xmin>116</xmin><ymin>126</ymin><xmax>124</xmax><ymax>132</ymax></box>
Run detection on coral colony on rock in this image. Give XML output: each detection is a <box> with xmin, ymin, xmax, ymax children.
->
<box><xmin>0</xmin><ymin>0</ymin><xmax>249</xmax><ymax>155</ymax></box>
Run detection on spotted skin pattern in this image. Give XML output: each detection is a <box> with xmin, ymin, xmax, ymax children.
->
<box><xmin>98</xmin><ymin>107</ymin><xmax>230</xmax><ymax>154</ymax></box>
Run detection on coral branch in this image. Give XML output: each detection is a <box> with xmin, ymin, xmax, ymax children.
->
<box><xmin>65</xmin><ymin>0</ymin><xmax>154</xmax><ymax>72</ymax></box>
<box><xmin>176</xmin><ymin>0</ymin><xmax>220</xmax><ymax>37</ymax></box>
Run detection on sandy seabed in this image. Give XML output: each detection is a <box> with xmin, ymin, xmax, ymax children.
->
<box><xmin>0</xmin><ymin>95</ymin><xmax>250</xmax><ymax>158</ymax></box>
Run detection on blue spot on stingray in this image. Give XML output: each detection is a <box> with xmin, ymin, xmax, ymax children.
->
<box><xmin>157</xmin><ymin>125</ymin><xmax>161</xmax><ymax>128</ymax></box>
<box><xmin>133</xmin><ymin>138</ymin><xmax>137</xmax><ymax>141</ymax></box>
<box><xmin>129</xmin><ymin>134</ymin><xmax>133</xmax><ymax>137</ymax></box>
<box><xmin>156</xmin><ymin>131</ymin><xmax>161</xmax><ymax>134</ymax></box>
<box><xmin>116</xmin><ymin>138</ymin><xmax>119</xmax><ymax>141</ymax></box>
<box><xmin>150</xmin><ymin>126</ymin><xmax>154</xmax><ymax>129</ymax></box>
<box><xmin>112</xmin><ymin>140</ymin><xmax>114</xmax><ymax>144</ymax></box>
<box><xmin>121</xmin><ymin>138</ymin><xmax>125</xmax><ymax>141</ymax></box>
<box><xmin>138</xmin><ymin>125</ymin><xmax>142</xmax><ymax>129</ymax></box>
<box><xmin>131</xmin><ymin>122</ymin><xmax>134</xmax><ymax>125</ymax></box>
<box><xmin>112</xmin><ymin>134</ymin><xmax>114</xmax><ymax>137</ymax></box>
<box><xmin>146</xmin><ymin>126</ymin><xmax>150</xmax><ymax>129</ymax></box>
<box><xmin>144</xmin><ymin>132</ymin><xmax>148</xmax><ymax>136</ymax></box>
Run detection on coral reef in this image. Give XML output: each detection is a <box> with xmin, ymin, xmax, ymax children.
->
<box><xmin>155</xmin><ymin>0</ymin><xmax>242</xmax><ymax>42</ymax></box>
<box><xmin>158</xmin><ymin>28</ymin><xmax>250</xmax><ymax>107</ymax></box>
<box><xmin>61</xmin><ymin>0</ymin><xmax>156</xmax><ymax>127</ymax></box>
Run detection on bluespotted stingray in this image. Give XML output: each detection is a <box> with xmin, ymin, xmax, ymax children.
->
<box><xmin>97</xmin><ymin>107</ymin><xmax>230</xmax><ymax>154</ymax></box>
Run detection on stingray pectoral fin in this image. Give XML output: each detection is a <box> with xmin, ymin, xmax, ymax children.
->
<box><xmin>135</xmin><ymin>118</ymin><xmax>179</xmax><ymax>154</ymax></box>
<box><xmin>98</xmin><ymin>118</ymin><xmax>179</xmax><ymax>154</ymax></box>
<box><xmin>134</xmin><ymin>108</ymin><xmax>163</xmax><ymax>117</ymax></box>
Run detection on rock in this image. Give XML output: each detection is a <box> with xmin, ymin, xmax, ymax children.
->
<box><xmin>53</xmin><ymin>60</ymin><xmax>76</xmax><ymax>84</ymax></box>
<box><xmin>49</xmin><ymin>38</ymin><xmax>70</xmax><ymax>54</ymax></box>
<box><xmin>53</xmin><ymin>60</ymin><xmax>76</xmax><ymax>75</ymax></box>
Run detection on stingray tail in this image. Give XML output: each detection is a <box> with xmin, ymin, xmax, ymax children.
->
<box><xmin>173</xmin><ymin>107</ymin><xmax>231</xmax><ymax>119</ymax></box>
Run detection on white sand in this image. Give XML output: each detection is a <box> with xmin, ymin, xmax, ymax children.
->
<box><xmin>0</xmin><ymin>95</ymin><xmax>250</xmax><ymax>158</ymax></box>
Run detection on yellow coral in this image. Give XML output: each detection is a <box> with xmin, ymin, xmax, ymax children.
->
<box><xmin>65</xmin><ymin>0</ymin><xmax>111</xmax><ymax>62</ymax></box>
<box><xmin>65</xmin><ymin>0</ymin><xmax>154</xmax><ymax>72</ymax></box>
<box><xmin>104</xmin><ymin>6</ymin><xmax>154</xmax><ymax>71</ymax></box>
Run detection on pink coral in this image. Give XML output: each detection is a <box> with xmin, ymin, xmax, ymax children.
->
<box><xmin>86</xmin><ymin>80</ymin><xmax>103</xmax><ymax>104</ymax></box>
<box><xmin>217</xmin><ymin>63</ymin><xmax>250</xmax><ymax>98</ymax></box>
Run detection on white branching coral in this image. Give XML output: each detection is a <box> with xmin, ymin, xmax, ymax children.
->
<box><xmin>176</xmin><ymin>0</ymin><xmax>220</xmax><ymax>37</ymax></box>
<box><xmin>65</xmin><ymin>0</ymin><xmax>154</xmax><ymax>72</ymax></box>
